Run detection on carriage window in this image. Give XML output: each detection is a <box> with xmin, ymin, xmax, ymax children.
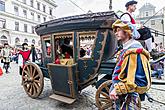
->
<box><xmin>54</xmin><ymin>33</ymin><xmax>73</xmax><ymax>65</ymax></box>
<box><xmin>78</xmin><ymin>32</ymin><xmax>96</xmax><ymax>58</ymax></box>
<box><xmin>45</xmin><ymin>40</ymin><xmax>51</xmax><ymax>56</ymax></box>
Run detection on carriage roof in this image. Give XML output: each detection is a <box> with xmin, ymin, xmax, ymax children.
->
<box><xmin>35</xmin><ymin>11</ymin><xmax>117</xmax><ymax>36</ymax></box>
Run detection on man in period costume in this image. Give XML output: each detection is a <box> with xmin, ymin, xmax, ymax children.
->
<box><xmin>109</xmin><ymin>19</ymin><xmax>151</xmax><ymax>110</ymax></box>
<box><xmin>1</xmin><ymin>43</ymin><xmax>12</xmax><ymax>73</ymax></box>
<box><xmin>18</xmin><ymin>43</ymin><xmax>31</xmax><ymax>75</ymax></box>
<box><xmin>120</xmin><ymin>0</ymin><xmax>162</xmax><ymax>59</ymax></box>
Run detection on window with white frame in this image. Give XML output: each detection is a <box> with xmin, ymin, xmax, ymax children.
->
<box><xmin>43</xmin><ymin>4</ymin><xmax>46</xmax><ymax>12</ymax></box>
<box><xmin>49</xmin><ymin>8</ymin><xmax>52</xmax><ymax>15</ymax></box>
<box><xmin>146</xmin><ymin>12</ymin><xmax>148</xmax><ymax>17</ymax></box>
<box><xmin>151</xmin><ymin>20</ymin><xmax>155</xmax><ymax>25</ymax></box>
<box><xmin>38</xmin><ymin>15</ymin><xmax>40</xmax><ymax>22</ymax></box>
<box><xmin>0</xmin><ymin>0</ymin><xmax>5</xmax><ymax>11</ymax></box>
<box><xmin>37</xmin><ymin>2</ymin><xmax>40</xmax><ymax>10</ymax></box>
<box><xmin>43</xmin><ymin>17</ymin><xmax>46</xmax><ymax>22</ymax></box>
<box><xmin>15</xmin><ymin>22</ymin><xmax>19</xmax><ymax>31</ymax></box>
<box><xmin>30</xmin><ymin>0</ymin><xmax>33</xmax><ymax>7</ymax></box>
<box><xmin>23</xmin><ymin>9</ymin><xmax>27</xmax><ymax>18</ymax></box>
<box><xmin>31</xmin><ymin>12</ymin><xmax>34</xmax><ymax>20</ymax></box>
<box><xmin>14</xmin><ymin>6</ymin><xmax>19</xmax><ymax>16</ymax></box>
<box><xmin>24</xmin><ymin>24</ymin><xmax>27</xmax><ymax>32</ymax></box>
<box><xmin>0</xmin><ymin>18</ymin><xmax>6</xmax><ymax>28</ymax></box>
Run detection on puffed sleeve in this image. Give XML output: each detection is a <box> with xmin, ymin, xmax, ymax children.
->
<box><xmin>114</xmin><ymin>53</ymin><xmax>151</xmax><ymax>95</ymax></box>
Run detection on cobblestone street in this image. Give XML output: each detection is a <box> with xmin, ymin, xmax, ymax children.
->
<box><xmin>0</xmin><ymin>62</ymin><xmax>165</xmax><ymax>110</ymax></box>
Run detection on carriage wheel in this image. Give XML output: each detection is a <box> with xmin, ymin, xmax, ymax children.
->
<box><xmin>95</xmin><ymin>80</ymin><xmax>114</xmax><ymax>110</ymax></box>
<box><xmin>22</xmin><ymin>62</ymin><xmax>44</xmax><ymax>98</ymax></box>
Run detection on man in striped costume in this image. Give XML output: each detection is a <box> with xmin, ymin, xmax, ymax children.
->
<box><xmin>109</xmin><ymin>19</ymin><xmax>151</xmax><ymax>110</ymax></box>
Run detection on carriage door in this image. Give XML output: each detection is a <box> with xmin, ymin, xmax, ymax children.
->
<box><xmin>77</xmin><ymin>30</ymin><xmax>108</xmax><ymax>86</ymax></box>
<box><xmin>48</xmin><ymin>32</ymin><xmax>78</xmax><ymax>99</ymax></box>
<box><xmin>41</xmin><ymin>35</ymin><xmax>52</xmax><ymax>66</ymax></box>
<box><xmin>77</xmin><ymin>31</ymin><xmax>97</xmax><ymax>86</ymax></box>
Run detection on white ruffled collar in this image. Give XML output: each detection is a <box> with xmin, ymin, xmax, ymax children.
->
<box><xmin>123</xmin><ymin>39</ymin><xmax>141</xmax><ymax>49</ymax></box>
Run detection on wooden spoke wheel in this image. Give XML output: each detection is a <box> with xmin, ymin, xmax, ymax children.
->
<box><xmin>95</xmin><ymin>80</ymin><xmax>114</xmax><ymax>110</ymax></box>
<box><xmin>22</xmin><ymin>62</ymin><xmax>44</xmax><ymax>98</ymax></box>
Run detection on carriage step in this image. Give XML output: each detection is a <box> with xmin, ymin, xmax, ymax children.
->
<box><xmin>49</xmin><ymin>94</ymin><xmax>76</xmax><ymax>104</ymax></box>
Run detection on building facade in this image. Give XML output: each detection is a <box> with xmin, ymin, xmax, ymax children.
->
<box><xmin>136</xmin><ymin>3</ymin><xmax>164</xmax><ymax>44</ymax></box>
<box><xmin>0</xmin><ymin>0</ymin><xmax>57</xmax><ymax>47</ymax></box>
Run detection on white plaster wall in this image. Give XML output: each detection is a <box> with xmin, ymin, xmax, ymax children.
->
<box><xmin>0</xmin><ymin>0</ymin><xmax>57</xmax><ymax>46</ymax></box>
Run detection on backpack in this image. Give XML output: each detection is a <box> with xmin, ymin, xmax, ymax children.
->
<box><xmin>137</xmin><ymin>27</ymin><xmax>152</xmax><ymax>40</ymax></box>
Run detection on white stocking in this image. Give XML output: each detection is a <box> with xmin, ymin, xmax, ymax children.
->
<box><xmin>145</xmin><ymin>38</ymin><xmax>153</xmax><ymax>52</ymax></box>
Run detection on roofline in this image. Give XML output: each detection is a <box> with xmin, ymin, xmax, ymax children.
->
<box><xmin>35</xmin><ymin>11</ymin><xmax>117</xmax><ymax>36</ymax></box>
<box><xmin>139</xmin><ymin>3</ymin><xmax>156</xmax><ymax>11</ymax></box>
<box><xmin>43</xmin><ymin>0</ymin><xmax>57</xmax><ymax>8</ymax></box>
<box><xmin>136</xmin><ymin>14</ymin><xmax>164</xmax><ymax>20</ymax></box>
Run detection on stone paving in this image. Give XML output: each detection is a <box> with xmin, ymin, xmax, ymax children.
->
<box><xmin>0</xmin><ymin>62</ymin><xmax>165</xmax><ymax>110</ymax></box>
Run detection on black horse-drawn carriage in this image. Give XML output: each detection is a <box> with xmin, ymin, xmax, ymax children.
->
<box><xmin>21</xmin><ymin>11</ymin><xmax>143</xmax><ymax>109</ymax></box>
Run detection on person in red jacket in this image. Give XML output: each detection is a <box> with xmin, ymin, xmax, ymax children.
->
<box><xmin>18</xmin><ymin>43</ymin><xmax>31</xmax><ymax>75</ymax></box>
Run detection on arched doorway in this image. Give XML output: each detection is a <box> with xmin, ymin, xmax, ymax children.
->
<box><xmin>32</xmin><ymin>39</ymin><xmax>35</xmax><ymax>44</ymax></box>
<box><xmin>15</xmin><ymin>37</ymin><xmax>20</xmax><ymax>44</ymax></box>
<box><xmin>1</xmin><ymin>35</ymin><xmax>8</xmax><ymax>45</ymax></box>
<box><xmin>24</xmin><ymin>38</ymin><xmax>28</xmax><ymax>43</ymax></box>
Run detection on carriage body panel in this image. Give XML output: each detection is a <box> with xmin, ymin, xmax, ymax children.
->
<box><xmin>47</xmin><ymin>63</ymin><xmax>78</xmax><ymax>98</ymax></box>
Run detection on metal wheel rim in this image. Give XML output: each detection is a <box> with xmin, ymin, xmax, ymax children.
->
<box><xmin>95</xmin><ymin>80</ymin><xmax>114</xmax><ymax>110</ymax></box>
<box><xmin>22</xmin><ymin>62</ymin><xmax>44</xmax><ymax>98</ymax></box>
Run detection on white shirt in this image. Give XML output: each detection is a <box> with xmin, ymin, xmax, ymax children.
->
<box><xmin>120</xmin><ymin>11</ymin><xmax>132</xmax><ymax>23</ymax></box>
<box><xmin>123</xmin><ymin>39</ymin><xmax>142</xmax><ymax>49</ymax></box>
<box><xmin>1</xmin><ymin>48</ymin><xmax>11</xmax><ymax>57</ymax></box>
<box><xmin>121</xmin><ymin>11</ymin><xmax>141</xmax><ymax>29</ymax></box>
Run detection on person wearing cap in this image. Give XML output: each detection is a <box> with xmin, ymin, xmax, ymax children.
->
<box><xmin>120</xmin><ymin>0</ymin><xmax>160</xmax><ymax>60</ymax></box>
<box><xmin>109</xmin><ymin>19</ymin><xmax>151</xmax><ymax>109</ymax></box>
<box><xmin>121</xmin><ymin>0</ymin><xmax>138</xmax><ymax>25</ymax></box>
